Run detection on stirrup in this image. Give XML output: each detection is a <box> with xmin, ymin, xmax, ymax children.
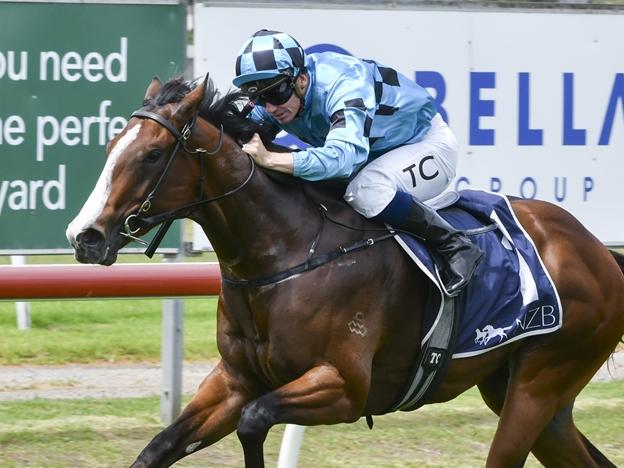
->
<box><xmin>434</xmin><ymin>266</ymin><xmax>463</xmax><ymax>297</ymax></box>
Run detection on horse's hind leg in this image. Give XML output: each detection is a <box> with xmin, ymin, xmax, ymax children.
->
<box><xmin>478</xmin><ymin>363</ymin><xmax>616</xmax><ymax>467</ymax></box>
<box><xmin>478</xmin><ymin>365</ymin><xmax>528</xmax><ymax>468</ymax></box>
<box><xmin>236</xmin><ymin>363</ymin><xmax>368</xmax><ymax>468</ymax></box>
<box><xmin>530</xmin><ymin>403</ymin><xmax>617</xmax><ymax>468</ymax></box>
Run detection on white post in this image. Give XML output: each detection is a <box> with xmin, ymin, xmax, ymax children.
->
<box><xmin>277</xmin><ymin>425</ymin><xmax>306</xmax><ymax>468</ymax></box>
<box><xmin>160</xmin><ymin>253</ymin><xmax>184</xmax><ymax>425</ymax></box>
<box><xmin>11</xmin><ymin>255</ymin><xmax>31</xmax><ymax>330</ymax></box>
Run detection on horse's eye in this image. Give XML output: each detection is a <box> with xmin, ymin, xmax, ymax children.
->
<box><xmin>145</xmin><ymin>150</ymin><xmax>162</xmax><ymax>163</ymax></box>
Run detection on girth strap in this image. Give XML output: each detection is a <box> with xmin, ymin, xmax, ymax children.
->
<box><xmin>390</xmin><ymin>294</ymin><xmax>459</xmax><ymax>412</ymax></box>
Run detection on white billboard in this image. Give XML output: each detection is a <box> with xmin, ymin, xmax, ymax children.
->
<box><xmin>194</xmin><ymin>5</ymin><xmax>624</xmax><ymax>244</ymax></box>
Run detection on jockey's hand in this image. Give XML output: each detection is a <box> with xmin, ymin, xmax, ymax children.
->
<box><xmin>242</xmin><ymin>133</ymin><xmax>271</xmax><ymax>166</ymax></box>
<box><xmin>241</xmin><ymin>132</ymin><xmax>295</xmax><ymax>175</ymax></box>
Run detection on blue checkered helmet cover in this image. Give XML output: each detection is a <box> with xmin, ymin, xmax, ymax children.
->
<box><xmin>233</xmin><ymin>30</ymin><xmax>306</xmax><ymax>88</ymax></box>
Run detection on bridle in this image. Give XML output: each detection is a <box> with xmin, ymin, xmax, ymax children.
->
<box><xmin>120</xmin><ymin>105</ymin><xmax>256</xmax><ymax>257</ymax></box>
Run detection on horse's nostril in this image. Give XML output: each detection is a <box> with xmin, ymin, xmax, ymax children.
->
<box><xmin>77</xmin><ymin>228</ymin><xmax>105</xmax><ymax>247</ymax></box>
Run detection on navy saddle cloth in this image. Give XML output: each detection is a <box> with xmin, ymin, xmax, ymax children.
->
<box><xmin>393</xmin><ymin>189</ymin><xmax>562</xmax><ymax>358</ymax></box>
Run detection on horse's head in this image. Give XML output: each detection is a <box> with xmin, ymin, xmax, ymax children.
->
<box><xmin>66</xmin><ymin>77</ymin><xmax>207</xmax><ymax>265</ymax></box>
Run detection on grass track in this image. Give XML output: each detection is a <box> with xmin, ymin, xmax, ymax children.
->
<box><xmin>0</xmin><ymin>382</ymin><xmax>622</xmax><ymax>467</ymax></box>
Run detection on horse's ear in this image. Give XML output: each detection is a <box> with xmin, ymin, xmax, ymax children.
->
<box><xmin>144</xmin><ymin>76</ymin><xmax>163</xmax><ymax>102</ymax></box>
<box><xmin>174</xmin><ymin>74</ymin><xmax>208</xmax><ymax>120</ymax></box>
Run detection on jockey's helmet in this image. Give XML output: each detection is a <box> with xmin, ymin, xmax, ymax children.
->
<box><xmin>233</xmin><ymin>30</ymin><xmax>306</xmax><ymax>90</ymax></box>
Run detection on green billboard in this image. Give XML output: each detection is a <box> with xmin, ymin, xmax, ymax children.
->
<box><xmin>0</xmin><ymin>1</ymin><xmax>185</xmax><ymax>253</ymax></box>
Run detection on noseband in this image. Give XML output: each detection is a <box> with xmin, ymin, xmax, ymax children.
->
<box><xmin>121</xmin><ymin>108</ymin><xmax>255</xmax><ymax>257</ymax></box>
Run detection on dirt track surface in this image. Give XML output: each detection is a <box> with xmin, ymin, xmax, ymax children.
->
<box><xmin>0</xmin><ymin>353</ymin><xmax>622</xmax><ymax>401</ymax></box>
<box><xmin>0</xmin><ymin>361</ymin><xmax>215</xmax><ymax>401</ymax></box>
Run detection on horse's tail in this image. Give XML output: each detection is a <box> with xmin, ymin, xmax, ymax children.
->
<box><xmin>608</xmin><ymin>249</ymin><xmax>624</xmax><ymax>344</ymax></box>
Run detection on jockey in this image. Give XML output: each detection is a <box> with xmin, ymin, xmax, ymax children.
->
<box><xmin>234</xmin><ymin>29</ymin><xmax>483</xmax><ymax>296</ymax></box>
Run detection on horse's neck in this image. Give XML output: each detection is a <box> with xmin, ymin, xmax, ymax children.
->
<box><xmin>193</xmin><ymin>140</ymin><xmax>321</xmax><ymax>280</ymax></box>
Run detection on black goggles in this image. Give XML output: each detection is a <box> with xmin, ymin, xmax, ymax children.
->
<box><xmin>243</xmin><ymin>76</ymin><xmax>295</xmax><ymax>106</ymax></box>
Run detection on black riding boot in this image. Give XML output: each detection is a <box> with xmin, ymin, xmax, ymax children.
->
<box><xmin>398</xmin><ymin>199</ymin><xmax>484</xmax><ymax>296</ymax></box>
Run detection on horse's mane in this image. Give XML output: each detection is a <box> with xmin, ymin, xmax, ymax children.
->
<box><xmin>142</xmin><ymin>76</ymin><xmax>275</xmax><ymax>146</ymax></box>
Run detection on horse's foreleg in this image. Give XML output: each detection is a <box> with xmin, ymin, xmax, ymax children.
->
<box><xmin>236</xmin><ymin>363</ymin><xmax>367</xmax><ymax>468</ymax></box>
<box><xmin>130</xmin><ymin>360</ymin><xmax>255</xmax><ymax>468</ymax></box>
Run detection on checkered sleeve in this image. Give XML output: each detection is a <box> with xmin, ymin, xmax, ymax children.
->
<box><xmin>293</xmin><ymin>73</ymin><xmax>376</xmax><ymax>180</ymax></box>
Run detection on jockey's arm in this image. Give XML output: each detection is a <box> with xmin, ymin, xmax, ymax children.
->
<box><xmin>289</xmin><ymin>76</ymin><xmax>376</xmax><ymax>181</ymax></box>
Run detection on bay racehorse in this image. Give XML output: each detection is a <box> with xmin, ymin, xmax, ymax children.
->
<box><xmin>66</xmin><ymin>76</ymin><xmax>624</xmax><ymax>467</ymax></box>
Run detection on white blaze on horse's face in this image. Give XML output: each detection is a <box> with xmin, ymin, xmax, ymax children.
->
<box><xmin>65</xmin><ymin>123</ymin><xmax>142</xmax><ymax>245</ymax></box>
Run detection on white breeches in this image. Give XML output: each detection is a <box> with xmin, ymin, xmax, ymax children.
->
<box><xmin>344</xmin><ymin>114</ymin><xmax>458</xmax><ymax>218</ymax></box>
